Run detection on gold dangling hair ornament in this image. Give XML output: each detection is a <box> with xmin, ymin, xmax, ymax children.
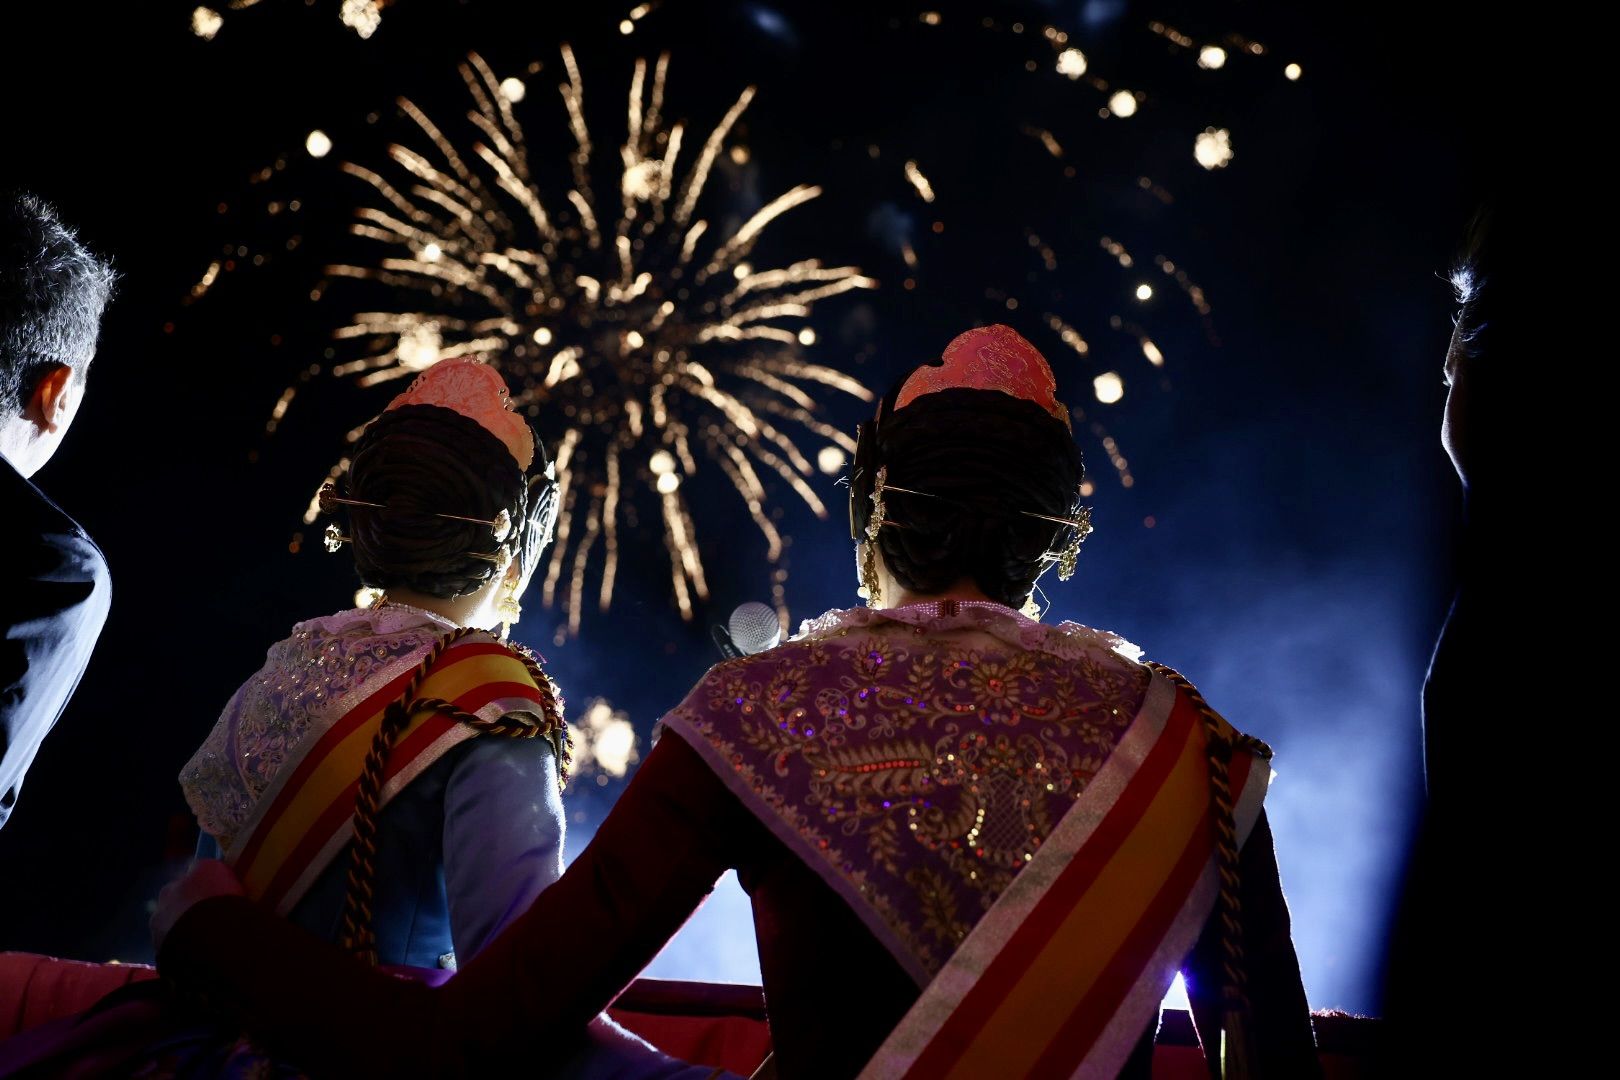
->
<box><xmin>496</xmin><ymin>580</ymin><xmax>522</xmax><ymax>640</ymax></box>
<box><xmin>1056</xmin><ymin>504</ymin><xmax>1093</xmax><ymax>581</ymax></box>
<box><xmin>858</xmin><ymin>466</ymin><xmax>889</xmax><ymax>606</ymax></box>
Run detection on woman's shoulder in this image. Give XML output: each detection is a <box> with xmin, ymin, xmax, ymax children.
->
<box><xmin>660</xmin><ymin>605</ymin><xmax>1152</xmax><ymax>738</ymax></box>
<box><xmin>793</xmin><ymin>603</ymin><xmax>1145</xmax><ymax>665</ymax></box>
<box><xmin>436</xmin><ymin>729</ymin><xmax>562</xmax><ymax>797</ymax></box>
<box><xmin>179</xmin><ymin>612</ymin><xmax>454</xmax><ymax>848</ymax></box>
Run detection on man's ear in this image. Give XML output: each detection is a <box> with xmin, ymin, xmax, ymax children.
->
<box><xmin>27</xmin><ymin>363</ymin><xmax>75</xmax><ymax>433</ymax></box>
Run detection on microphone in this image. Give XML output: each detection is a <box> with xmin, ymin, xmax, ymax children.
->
<box><xmin>711</xmin><ymin>624</ymin><xmax>742</xmax><ymax>660</ymax></box>
<box><xmin>712</xmin><ymin>601</ymin><xmax>783</xmax><ymax>660</ymax></box>
<box><xmin>729</xmin><ymin>601</ymin><xmax>783</xmax><ymax>655</ymax></box>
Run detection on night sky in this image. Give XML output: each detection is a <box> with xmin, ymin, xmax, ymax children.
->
<box><xmin>0</xmin><ymin>0</ymin><xmax>1503</xmax><ymax>1015</ymax></box>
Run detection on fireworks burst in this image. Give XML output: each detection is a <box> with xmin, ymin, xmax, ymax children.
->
<box><xmin>313</xmin><ymin>49</ymin><xmax>874</xmax><ymax>635</ymax></box>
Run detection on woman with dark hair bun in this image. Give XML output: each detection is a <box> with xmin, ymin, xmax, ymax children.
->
<box><xmin>847</xmin><ymin>385</ymin><xmax>1086</xmax><ymax>612</ymax></box>
<box><xmin>152</xmin><ymin>329</ymin><xmax>1319</xmax><ymax>1078</ymax></box>
<box><xmin>174</xmin><ymin>359</ymin><xmax>571</xmax><ymax>979</ymax></box>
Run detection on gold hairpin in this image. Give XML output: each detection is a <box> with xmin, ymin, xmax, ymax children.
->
<box><xmin>867</xmin><ymin>466</ymin><xmax>890</xmax><ymax>543</ymax></box>
<box><xmin>875</xmin><ymin>480</ymin><xmax>1093</xmax><ymax>580</ymax></box>
<box><xmin>322</xmin><ymin>522</ymin><xmax>501</xmax><ymax>563</ymax></box>
<box><xmin>879</xmin><ymin>481</ymin><xmax>1094</xmax><ymax>534</ymax></box>
<box><xmin>318</xmin><ymin>484</ymin><xmax>512</xmax><ymax>544</ymax></box>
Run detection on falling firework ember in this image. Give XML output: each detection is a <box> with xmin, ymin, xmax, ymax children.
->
<box><xmin>313</xmin><ymin>49</ymin><xmax>874</xmax><ymax>635</ymax></box>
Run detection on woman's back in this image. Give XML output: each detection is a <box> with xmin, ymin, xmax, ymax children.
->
<box><xmin>667</xmin><ymin>603</ymin><xmax>1150</xmax><ymax>981</ymax></box>
<box><xmin>602</xmin><ymin>603</ymin><xmax>1308</xmax><ymax>1077</ymax></box>
<box><xmin>181</xmin><ymin>605</ymin><xmax>565</xmax><ymax>968</ymax></box>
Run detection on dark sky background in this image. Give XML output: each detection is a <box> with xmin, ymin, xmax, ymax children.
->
<box><xmin>0</xmin><ymin>0</ymin><xmax>1505</xmax><ymax>1015</ymax></box>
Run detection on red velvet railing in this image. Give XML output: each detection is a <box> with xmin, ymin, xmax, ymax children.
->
<box><xmin>0</xmin><ymin>953</ymin><xmax>1378</xmax><ymax>1076</ymax></box>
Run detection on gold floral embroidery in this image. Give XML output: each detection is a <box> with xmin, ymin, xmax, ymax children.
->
<box><xmin>908</xmin><ymin>866</ymin><xmax>970</xmax><ymax>946</ymax></box>
<box><xmin>867</xmin><ymin>815</ymin><xmax>903</xmax><ymax>875</ymax></box>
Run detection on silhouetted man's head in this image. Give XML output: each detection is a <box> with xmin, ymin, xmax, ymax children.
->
<box><xmin>0</xmin><ymin>191</ymin><xmax>116</xmax><ymax>478</ymax></box>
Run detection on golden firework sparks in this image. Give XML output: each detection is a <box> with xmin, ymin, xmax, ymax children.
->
<box><xmin>619</xmin><ymin>2</ymin><xmax>657</xmax><ymax>36</ymax></box>
<box><xmin>566</xmin><ymin>698</ymin><xmax>640</xmax><ymax>785</ymax></box>
<box><xmin>903</xmin><ymin>160</ymin><xmax>936</xmax><ymax>203</ymax></box>
<box><xmin>314</xmin><ymin>49</ymin><xmax>874</xmax><ymax>634</ymax></box>
<box><xmin>1153</xmin><ymin>255</ymin><xmax>1214</xmax><ymax>318</ymax></box>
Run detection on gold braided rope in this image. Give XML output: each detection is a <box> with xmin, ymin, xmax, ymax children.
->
<box><xmin>1146</xmin><ymin>663</ymin><xmax>1272</xmax><ymax>1080</ymax></box>
<box><xmin>339</xmin><ymin>627</ymin><xmax>570</xmax><ymax>964</ymax></box>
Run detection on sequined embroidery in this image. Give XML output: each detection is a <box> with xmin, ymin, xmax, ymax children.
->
<box><xmin>179</xmin><ymin>608</ymin><xmax>455</xmax><ymax>852</ymax></box>
<box><xmin>663</xmin><ymin>603</ymin><xmax>1149</xmax><ymax>979</ymax></box>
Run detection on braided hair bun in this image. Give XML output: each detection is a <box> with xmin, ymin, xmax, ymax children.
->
<box><xmin>342</xmin><ymin>403</ymin><xmax>553</xmax><ymax>599</ymax></box>
<box><xmin>851</xmin><ymin>386</ymin><xmax>1084</xmax><ymax>608</ymax></box>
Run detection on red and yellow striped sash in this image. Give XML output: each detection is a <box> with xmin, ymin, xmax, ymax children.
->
<box><xmin>225</xmin><ymin>638</ymin><xmax>544</xmax><ymax>915</ymax></box>
<box><xmin>862</xmin><ymin>670</ymin><xmax>1268</xmax><ymax>1079</ymax></box>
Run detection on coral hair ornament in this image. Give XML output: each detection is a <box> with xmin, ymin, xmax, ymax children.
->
<box><xmin>384</xmin><ymin>357</ymin><xmax>536</xmax><ymax>471</ymax></box>
<box><xmin>894</xmin><ymin>324</ymin><xmax>1071</xmax><ymax>430</ymax></box>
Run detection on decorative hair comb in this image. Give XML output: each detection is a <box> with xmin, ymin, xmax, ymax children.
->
<box><xmin>318</xmin><ymin>483</ymin><xmax>511</xmax><ymax>563</ymax></box>
<box><xmin>385</xmin><ymin>358</ymin><xmax>536</xmax><ymax>471</ymax></box>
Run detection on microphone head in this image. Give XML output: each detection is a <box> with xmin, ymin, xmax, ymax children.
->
<box><xmin>728</xmin><ymin>601</ymin><xmax>783</xmax><ymax>656</ymax></box>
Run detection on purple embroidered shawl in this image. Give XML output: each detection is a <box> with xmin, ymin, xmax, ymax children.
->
<box><xmin>660</xmin><ymin>602</ymin><xmax>1150</xmax><ymax>985</ymax></box>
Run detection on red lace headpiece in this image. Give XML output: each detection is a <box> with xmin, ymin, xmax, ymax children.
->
<box><xmin>894</xmin><ymin>324</ymin><xmax>1070</xmax><ymax>430</ymax></box>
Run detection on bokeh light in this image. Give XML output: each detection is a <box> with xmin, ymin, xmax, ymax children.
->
<box><xmin>190</xmin><ymin>6</ymin><xmax>222</xmax><ymax>40</ymax></box>
<box><xmin>338</xmin><ymin>0</ymin><xmax>382</xmax><ymax>40</ymax></box>
<box><xmin>567</xmin><ymin>700</ymin><xmax>640</xmax><ymax>780</ymax></box>
<box><xmin>1194</xmin><ymin>127</ymin><xmax>1235</xmax><ymax>170</ymax></box>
